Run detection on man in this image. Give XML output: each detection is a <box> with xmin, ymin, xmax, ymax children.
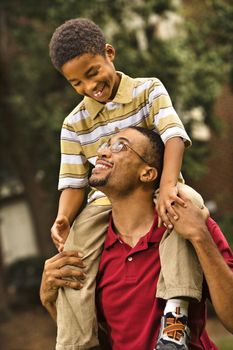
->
<box><xmin>40</xmin><ymin>127</ymin><xmax>233</xmax><ymax>350</ymax></box>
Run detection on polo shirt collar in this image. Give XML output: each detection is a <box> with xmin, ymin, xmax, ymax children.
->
<box><xmin>104</xmin><ymin>211</ymin><xmax>165</xmax><ymax>250</ymax></box>
<box><xmin>83</xmin><ymin>72</ymin><xmax>135</xmax><ymax>119</ymax></box>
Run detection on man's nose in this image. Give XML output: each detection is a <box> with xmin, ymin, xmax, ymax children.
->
<box><xmin>97</xmin><ymin>145</ymin><xmax>112</xmax><ymax>158</ymax></box>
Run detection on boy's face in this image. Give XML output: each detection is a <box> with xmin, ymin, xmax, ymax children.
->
<box><xmin>61</xmin><ymin>44</ymin><xmax>121</xmax><ymax>103</ymax></box>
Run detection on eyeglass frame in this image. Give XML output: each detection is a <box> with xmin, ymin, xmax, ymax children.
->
<box><xmin>97</xmin><ymin>139</ymin><xmax>151</xmax><ymax>166</ymax></box>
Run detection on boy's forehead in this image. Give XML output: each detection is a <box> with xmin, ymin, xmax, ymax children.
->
<box><xmin>61</xmin><ymin>53</ymin><xmax>105</xmax><ymax>77</ymax></box>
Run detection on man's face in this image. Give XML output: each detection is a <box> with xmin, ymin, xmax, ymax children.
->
<box><xmin>89</xmin><ymin>129</ymin><xmax>150</xmax><ymax>195</ymax></box>
<box><xmin>61</xmin><ymin>45</ymin><xmax>120</xmax><ymax>103</ymax></box>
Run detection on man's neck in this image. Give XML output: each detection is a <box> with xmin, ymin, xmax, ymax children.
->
<box><xmin>110</xmin><ymin>190</ymin><xmax>155</xmax><ymax>247</ymax></box>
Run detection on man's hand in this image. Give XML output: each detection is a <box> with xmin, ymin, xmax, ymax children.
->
<box><xmin>167</xmin><ymin>190</ymin><xmax>210</xmax><ymax>241</ymax></box>
<box><xmin>51</xmin><ymin>215</ymin><xmax>71</xmax><ymax>252</ymax></box>
<box><xmin>40</xmin><ymin>251</ymin><xmax>86</xmax><ymax>305</ymax></box>
<box><xmin>156</xmin><ymin>184</ymin><xmax>186</xmax><ymax>229</ymax></box>
<box><xmin>40</xmin><ymin>251</ymin><xmax>85</xmax><ymax>321</ymax></box>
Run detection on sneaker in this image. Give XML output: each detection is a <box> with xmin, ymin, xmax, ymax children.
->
<box><xmin>155</xmin><ymin>307</ymin><xmax>190</xmax><ymax>350</ymax></box>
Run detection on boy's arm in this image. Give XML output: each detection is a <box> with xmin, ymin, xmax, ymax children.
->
<box><xmin>169</xmin><ymin>194</ymin><xmax>233</xmax><ymax>334</ymax></box>
<box><xmin>157</xmin><ymin>137</ymin><xmax>186</xmax><ymax>228</ymax></box>
<box><xmin>51</xmin><ymin>188</ymin><xmax>86</xmax><ymax>251</ymax></box>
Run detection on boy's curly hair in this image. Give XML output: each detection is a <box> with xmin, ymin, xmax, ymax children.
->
<box><xmin>49</xmin><ymin>18</ymin><xmax>106</xmax><ymax>71</ymax></box>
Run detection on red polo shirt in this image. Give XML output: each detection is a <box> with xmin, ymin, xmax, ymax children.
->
<box><xmin>96</xmin><ymin>212</ymin><xmax>233</xmax><ymax>350</ymax></box>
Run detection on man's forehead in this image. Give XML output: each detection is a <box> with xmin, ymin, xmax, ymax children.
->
<box><xmin>113</xmin><ymin>128</ymin><xmax>144</xmax><ymax>144</ymax></box>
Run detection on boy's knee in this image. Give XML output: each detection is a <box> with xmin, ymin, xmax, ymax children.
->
<box><xmin>177</xmin><ymin>183</ymin><xmax>204</xmax><ymax>209</ymax></box>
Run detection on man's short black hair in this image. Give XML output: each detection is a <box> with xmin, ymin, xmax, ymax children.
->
<box><xmin>129</xmin><ymin>126</ymin><xmax>164</xmax><ymax>190</ymax></box>
<box><xmin>49</xmin><ymin>18</ymin><xmax>106</xmax><ymax>71</ymax></box>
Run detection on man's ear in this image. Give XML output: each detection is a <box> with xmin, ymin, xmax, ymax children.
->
<box><xmin>105</xmin><ymin>44</ymin><xmax>115</xmax><ymax>61</ymax></box>
<box><xmin>140</xmin><ymin>166</ymin><xmax>158</xmax><ymax>184</ymax></box>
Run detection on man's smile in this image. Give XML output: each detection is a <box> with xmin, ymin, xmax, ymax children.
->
<box><xmin>92</xmin><ymin>159</ymin><xmax>113</xmax><ymax>174</ymax></box>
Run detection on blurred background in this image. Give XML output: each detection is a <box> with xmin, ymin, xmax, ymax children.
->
<box><xmin>0</xmin><ymin>0</ymin><xmax>232</xmax><ymax>349</ymax></box>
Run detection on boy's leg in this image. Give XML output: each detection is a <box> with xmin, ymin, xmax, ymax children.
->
<box><xmin>155</xmin><ymin>184</ymin><xmax>204</xmax><ymax>350</ymax></box>
<box><xmin>156</xmin><ymin>183</ymin><xmax>204</xmax><ymax>301</ymax></box>
<box><xmin>56</xmin><ymin>204</ymin><xmax>112</xmax><ymax>350</ymax></box>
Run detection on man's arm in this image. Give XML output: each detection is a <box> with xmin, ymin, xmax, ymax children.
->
<box><xmin>169</xmin><ymin>193</ymin><xmax>233</xmax><ymax>334</ymax></box>
<box><xmin>40</xmin><ymin>251</ymin><xmax>86</xmax><ymax>321</ymax></box>
<box><xmin>51</xmin><ymin>188</ymin><xmax>86</xmax><ymax>250</ymax></box>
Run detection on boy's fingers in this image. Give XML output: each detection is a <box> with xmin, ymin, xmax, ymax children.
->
<box><xmin>166</xmin><ymin>205</ymin><xmax>179</xmax><ymax>220</ymax></box>
<box><xmin>51</xmin><ymin>231</ymin><xmax>64</xmax><ymax>244</ymax></box>
<box><xmin>58</xmin><ymin>244</ymin><xmax>64</xmax><ymax>252</ymax></box>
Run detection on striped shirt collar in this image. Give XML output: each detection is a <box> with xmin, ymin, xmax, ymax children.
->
<box><xmin>84</xmin><ymin>72</ymin><xmax>135</xmax><ymax>119</ymax></box>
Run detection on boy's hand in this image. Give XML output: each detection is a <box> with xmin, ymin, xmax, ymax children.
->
<box><xmin>51</xmin><ymin>215</ymin><xmax>70</xmax><ymax>252</ymax></box>
<box><xmin>156</xmin><ymin>184</ymin><xmax>186</xmax><ymax>229</ymax></box>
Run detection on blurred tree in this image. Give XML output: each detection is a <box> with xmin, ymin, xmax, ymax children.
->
<box><xmin>0</xmin><ymin>0</ymin><xmax>232</xmax><ymax>253</ymax></box>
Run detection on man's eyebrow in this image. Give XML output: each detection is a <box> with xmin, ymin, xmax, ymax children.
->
<box><xmin>117</xmin><ymin>137</ymin><xmax>130</xmax><ymax>143</ymax></box>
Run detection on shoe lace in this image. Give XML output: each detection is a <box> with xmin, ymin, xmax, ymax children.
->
<box><xmin>163</xmin><ymin>307</ymin><xmax>186</xmax><ymax>342</ymax></box>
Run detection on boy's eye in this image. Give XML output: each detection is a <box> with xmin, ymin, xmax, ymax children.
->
<box><xmin>88</xmin><ymin>69</ymin><xmax>98</xmax><ymax>77</ymax></box>
<box><xmin>73</xmin><ymin>81</ymin><xmax>81</xmax><ymax>87</ymax></box>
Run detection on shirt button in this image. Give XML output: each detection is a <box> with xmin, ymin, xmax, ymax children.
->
<box><xmin>127</xmin><ymin>256</ymin><xmax>133</xmax><ymax>262</ymax></box>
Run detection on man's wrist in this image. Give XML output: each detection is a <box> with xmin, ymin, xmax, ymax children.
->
<box><xmin>189</xmin><ymin>226</ymin><xmax>211</xmax><ymax>246</ymax></box>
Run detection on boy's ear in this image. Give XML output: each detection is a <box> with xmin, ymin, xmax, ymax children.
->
<box><xmin>105</xmin><ymin>44</ymin><xmax>115</xmax><ymax>61</ymax></box>
<box><xmin>140</xmin><ymin>166</ymin><xmax>158</xmax><ymax>184</ymax></box>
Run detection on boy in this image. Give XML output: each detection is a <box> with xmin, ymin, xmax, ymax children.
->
<box><xmin>49</xmin><ymin>18</ymin><xmax>203</xmax><ymax>350</ymax></box>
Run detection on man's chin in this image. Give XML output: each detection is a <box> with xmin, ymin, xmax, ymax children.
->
<box><xmin>89</xmin><ymin>177</ymin><xmax>108</xmax><ymax>188</ymax></box>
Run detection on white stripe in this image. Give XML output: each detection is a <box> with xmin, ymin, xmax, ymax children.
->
<box><xmin>161</xmin><ymin>127</ymin><xmax>190</xmax><ymax>144</ymax></box>
<box><xmin>153</xmin><ymin>106</ymin><xmax>179</xmax><ymax>127</ymax></box>
<box><xmin>78</xmin><ymin>107</ymin><xmax>148</xmax><ymax>145</ymax></box>
<box><xmin>58</xmin><ymin>178</ymin><xmax>88</xmax><ymax>190</ymax></box>
<box><xmin>148</xmin><ymin>84</ymin><xmax>169</xmax><ymax>104</ymax></box>
<box><xmin>88</xmin><ymin>190</ymin><xmax>106</xmax><ymax>203</ymax></box>
<box><xmin>61</xmin><ymin>127</ymin><xmax>79</xmax><ymax>142</ymax></box>
<box><xmin>61</xmin><ymin>154</ymin><xmax>87</xmax><ymax>165</ymax></box>
<box><xmin>88</xmin><ymin>156</ymin><xmax>97</xmax><ymax>166</ymax></box>
<box><xmin>133</xmin><ymin>80</ymin><xmax>152</xmax><ymax>98</ymax></box>
<box><xmin>66</xmin><ymin>109</ymin><xmax>89</xmax><ymax>124</ymax></box>
<box><xmin>105</xmin><ymin>102</ymin><xmax>121</xmax><ymax>111</ymax></box>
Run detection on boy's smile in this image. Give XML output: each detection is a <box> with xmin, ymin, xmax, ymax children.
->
<box><xmin>61</xmin><ymin>45</ymin><xmax>121</xmax><ymax>104</ymax></box>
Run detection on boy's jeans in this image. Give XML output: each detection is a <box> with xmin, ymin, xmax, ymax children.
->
<box><xmin>56</xmin><ymin>183</ymin><xmax>204</xmax><ymax>350</ymax></box>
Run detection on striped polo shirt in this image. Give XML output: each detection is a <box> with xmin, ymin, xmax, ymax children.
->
<box><xmin>59</xmin><ymin>72</ymin><xmax>191</xmax><ymax>203</ymax></box>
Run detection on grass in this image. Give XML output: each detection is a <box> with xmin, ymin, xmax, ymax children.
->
<box><xmin>215</xmin><ymin>338</ymin><xmax>233</xmax><ymax>350</ymax></box>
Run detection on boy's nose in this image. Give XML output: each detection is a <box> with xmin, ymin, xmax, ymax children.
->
<box><xmin>84</xmin><ymin>81</ymin><xmax>97</xmax><ymax>94</ymax></box>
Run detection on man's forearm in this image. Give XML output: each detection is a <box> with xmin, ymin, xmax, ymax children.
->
<box><xmin>191</xmin><ymin>230</ymin><xmax>233</xmax><ymax>333</ymax></box>
<box><xmin>43</xmin><ymin>300</ymin><xmax>57</xmax><ymax>322</ymax></box>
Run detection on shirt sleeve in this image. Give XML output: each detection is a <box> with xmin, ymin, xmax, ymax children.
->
<box><xmin>58</xmin><ymin>119</ymin><xmax>89</xmax><ymax>190</ymax></box>
<box><xmin>207</xmin><ymin>217</ymin><xmax>233</xmax><ymax>268</ymax></box>
<box><xmin>149</xmin><ymin>79</ymin><xmax>191</xmax><ymax>147</ymax></box>
<box><xmin>203</xmin><ymin>217</ymin><xmax>233</xmax><ymax>300</ymax></box>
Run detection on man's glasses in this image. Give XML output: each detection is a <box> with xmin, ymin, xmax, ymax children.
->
<box><xmin>97</xmin><ymin>140</ymin><xmax>150</xmax><ymax>165</ymax></box>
